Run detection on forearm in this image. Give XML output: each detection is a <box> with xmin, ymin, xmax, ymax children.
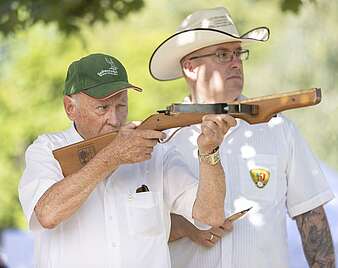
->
<box><xmin>35</xmin><ymin>146</ymin><xmax>120</xmax><ymax>228</ymax></box>
<box><xmin>296</xmin><ymin>206</ymin><xmax>335</xmax><ymax>268</ymax></box>
<box><xmin>192</xmin><ymin>160</ymin><xmax>225</xmax><ymax>226</ymax></box>
<box><xmin>192</xmin><ymin>114</ymin><xmax>235</xmax><ymax>226</ymax></box>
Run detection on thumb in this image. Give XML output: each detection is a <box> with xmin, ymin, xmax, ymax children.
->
<box><xmin>221</xmin><ymin>220</ymin><xmax>233</xmax><ymax>231</ymax></box>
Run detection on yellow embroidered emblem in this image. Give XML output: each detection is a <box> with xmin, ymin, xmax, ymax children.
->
<box><xmin>250</xmin><ymin>168</ymin><xmax>270</xmax><ymax>188</ymax></box>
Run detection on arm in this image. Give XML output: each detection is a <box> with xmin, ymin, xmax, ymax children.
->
<box><xmin>192</xmin><ymin>114</ymin><xmax>236</xmax><ymax>226</ymax></box>
<box><xmin>193</xmin><ymin>149</ymin><xmax>225</xmax><ymax>226</ymax></box>
<box><xmin>35</xmin><ymin>144</ymin><xmax>119</xmax><ymax>229</ymax></box>
<box><xmin>295</xmin><ymin>206</ymin><xmax>335</xmax><ymax>268</ymax></box>
<box><xmin>35</xmin><ymin>126</ymin><xmax>165</xmax><ymax>229</ymax></box>
<box><xmin>169</xmin><ymin>213</ymin><xmax>232</xmax><ymax>247</ymax></box>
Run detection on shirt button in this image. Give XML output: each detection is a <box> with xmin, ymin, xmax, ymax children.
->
<box><xmin>108</xmin><ymin>216</ymin><xmax>113</xmax><ymax>220</ymax></box>
<box><xmin>111</xmin><ymin>242</ymin><xmax>117</xmax><ymax>247</ymax></box>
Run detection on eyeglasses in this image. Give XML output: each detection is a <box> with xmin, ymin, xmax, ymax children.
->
<box><xmin>189</xmin><ymin>49</ymin><xmax>249</xmax><ymax>64</ymax></box>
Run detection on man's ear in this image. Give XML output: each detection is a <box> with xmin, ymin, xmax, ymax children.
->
<box><xmin>63</xmin><ymin>95</ymin><xmax>77</xmax><ymax>121</ymax></box>
<box><xmin>182</xmin><ymin>60</ymin><xmax>198</xmax><ymax>80</ymax></box>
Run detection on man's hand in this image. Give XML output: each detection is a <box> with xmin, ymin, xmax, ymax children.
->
<box><xmin>170</xmin><ymin>214</ymin><xmax>233</xmax><ymax>248</ymax></box>
<box><xmin>197</xmin><ymin>114</ymin><xmax>236</xmax><ymax>154</ymax></box>
<box><xmin>105</xmin><ymin>123</ymin><xmax>166</xmax><ymax>167</ymax></box>
<box><xmin>188</xmin><ymin>221</ymin><xmax>233</xmax><ymax>248</ymax></box>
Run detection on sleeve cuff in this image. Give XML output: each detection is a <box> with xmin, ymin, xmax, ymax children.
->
<box><xmin>20</xmin><ymin>178</ymin><xmax>58</xmax><ymax>231</ymax></box>
<box><xmin>171</xmin><ymin>183</ymin><xmax>198</xmax><ymax>221</ymax></box>
<box><xmin>288</xmin><ymin>189</ymin><xmax>335</xmax><ymax>218</ymax></box>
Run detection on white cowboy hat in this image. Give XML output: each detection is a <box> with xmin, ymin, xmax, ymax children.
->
<box><xmin>149</xmin><ymin>7</ymin><xmax>270</xmax><ymax>81</ymax></box>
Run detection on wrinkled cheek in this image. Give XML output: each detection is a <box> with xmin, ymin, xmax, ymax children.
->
<box><xmin>85</xmin><ymin>122</ymin><xmax>101</xmax><ymax>138</ymax></box>
<box><xmin>81</xmin><ymin>118</ymin><xmax>103</xmax><ymax>138</ymax></box>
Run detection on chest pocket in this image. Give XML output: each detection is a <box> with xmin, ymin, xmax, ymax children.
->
<box><xmin>238</xmin><ymin>154</ymin><xmax>278</xmax><ymax>202</ymax></box>
<box><xmin>126</xmin><ymin>191</ymin><xmax>163</xmax><ymax>237</ymax></box>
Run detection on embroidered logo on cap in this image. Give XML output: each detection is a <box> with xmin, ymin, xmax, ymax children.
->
<box><xmin>97</xmin><ymin>57</ymin><xmax>119</xmax><ymax>77</ymax></box>
<box><xmin>250</xmin><ymin>168</ymin><xmax>270</xmax><ymax>188</ymax></box>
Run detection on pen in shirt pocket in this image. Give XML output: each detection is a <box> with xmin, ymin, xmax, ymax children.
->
<box><xmin>136</xmin><ymin>184</ymin><xmax>150</xmax><ymax>193</ymax></box>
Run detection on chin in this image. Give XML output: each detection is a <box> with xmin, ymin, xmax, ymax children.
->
<box><xmin>226</xmin><ymin>81</ymin><xmax>243</xmax><ymax>89</ymax></box>
<box><xmin>226</xmin><ymin>86</ymin><xmax>243</xmax><ymax>98</ymax></box>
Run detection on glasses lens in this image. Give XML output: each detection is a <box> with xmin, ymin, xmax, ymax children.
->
<box><xmin>239</xmin><ymin>50</ymin><xmax>249</xmax><ymax>61</ymax></box>
<box><xmin>215</xmin><ymin>50</ymin><xmax>232</xmax><ymax>63</ymax></box>
<box><xmin>215</xmin><ymin>49</ymin><xmax>249</xmax><ymax>63</ymax></box>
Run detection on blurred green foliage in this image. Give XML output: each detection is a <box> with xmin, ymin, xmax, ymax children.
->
<box><xmin>0</xmin><ymin>0</ymin><xmax>337</xmax><ymax>230</ymax></box>
<box><xmin>0</xmin><ymin>0</ymin><xmax>144</xmax><ymax>35</ymax></box>
<box><xmin>0</xmin><ymin>0</ymin><xmax>314</xmax><ymax>36</ymax></box>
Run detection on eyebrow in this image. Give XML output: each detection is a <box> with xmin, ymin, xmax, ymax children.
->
<box><xmin>217</xmin><ymin>48</ymin><xmax>231</xmax><ymax>52</ymax></box>
<box><xmin>95</xmin><ymin>103</ymin><xmax>109</xmax><ymax>107</ymax></box>
<box><xmin>95</xmin><ymin>97</ymin><xmax>128</xmax><ymax>107</ymax></box>
<box><xmin>216</xmin><ymin>47</ymin><xmax>242</xmax><ymax>51</ymax></box>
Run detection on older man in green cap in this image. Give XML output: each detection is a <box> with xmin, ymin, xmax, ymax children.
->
<box><xmin>18</xmin><ymin>53</ymin><xmax>236</xmax><ymax>267</ymax></box>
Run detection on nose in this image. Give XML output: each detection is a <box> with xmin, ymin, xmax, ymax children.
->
<box><xmin>229</xmin><ymin>52</ymin><xmax>242</xmax><ymax>69</ymax></box>
<box><xmin>105</xmin><ymin>106</ymin><xmax>120</xmax><ymax>127</ymax></box>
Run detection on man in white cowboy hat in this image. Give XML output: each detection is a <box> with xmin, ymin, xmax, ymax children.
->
<box><xmin>149</xmin><ymin>7</ymin><xmax>335</xmax><ymax>268</ymax></box>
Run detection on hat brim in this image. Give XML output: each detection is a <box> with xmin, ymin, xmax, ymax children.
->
<box><xmin>149</xmin><ymin>27</ymin><xmax>270</xmax><ymax>81</ymax></box>
<box><xmin>83</xmin><ymin>81</ymin><xmax>142</xmax><ymax>99</ymax></box>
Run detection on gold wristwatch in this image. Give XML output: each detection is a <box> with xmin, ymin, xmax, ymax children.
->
<box><xmin>198</xmin><ymin>146</ymin><xmax>220</xmax><ymax>165</ymax></box>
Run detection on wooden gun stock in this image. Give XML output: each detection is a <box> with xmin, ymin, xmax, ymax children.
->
<box><xmin>53</xmin><ymin>88</ymin><xmax>321</xmax><ymax>176</ymax></box>
<box><xmin>229</xmin><ymin>87</ymin><xmax>321</xmax><ymax>124</ymax></box>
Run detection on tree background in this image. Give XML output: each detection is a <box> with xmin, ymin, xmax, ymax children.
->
<box><xmin>0</xmin><ymin>0</ymin><xmax>337</xmax><ymax>230</ymax></box>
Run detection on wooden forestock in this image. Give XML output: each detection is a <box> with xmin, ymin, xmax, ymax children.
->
<box><xmin>229</xmin><ymin>88</ymin><xmax>321</xmax><ymax>124</ymax></box>
<box><xmin>53</xmin><ymin>88</ymin><xmax>321</xmax><ymax>176</ymax></box>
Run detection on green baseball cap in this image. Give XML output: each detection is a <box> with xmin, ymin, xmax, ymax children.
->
<box><xmin>64</xmin><ymin>53</ymin><xmax>142</xmax><ymax>99</ymax></box>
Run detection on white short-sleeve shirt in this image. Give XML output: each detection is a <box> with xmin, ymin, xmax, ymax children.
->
<box><xmin>19</xmin><ymin>125</ymin><xmax>198</xmax><ymax>268</ymax></box>
<box><xmin>168</xmin><ymin>115</ymin><xmax>334</xmax><ymax>268</ymax></box>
